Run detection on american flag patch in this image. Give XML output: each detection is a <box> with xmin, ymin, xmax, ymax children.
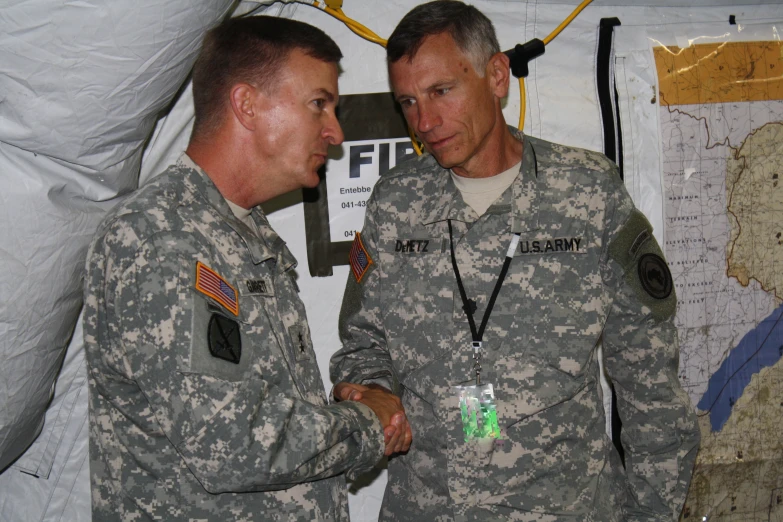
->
<box><xmin>349</xmin><ymin>232</ymin><xmax>373</xmax><ymax>283</ymax></box>
<box><xmin>195</xmin><ymin>262</ymin><xmax>239</xmax><ymax>316</ymax></box>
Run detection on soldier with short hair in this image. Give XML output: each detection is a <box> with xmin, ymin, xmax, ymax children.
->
<box><xmin>331</xmin><ymin>1</ymin><xmax>700</xmax><ymax>520</ymax></box>
<box><xmin>83</xmin><ymin>15</ymin><xmax>410</xmax><ymax>522</ymax></box>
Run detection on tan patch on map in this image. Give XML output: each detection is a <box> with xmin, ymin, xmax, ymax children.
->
<box><xmin>726</xmin><ymin>123</ymin><xmax>783</xmax><ymax>300</ymax></box>
<box><xmin>655</xmin><ymin>41</ymin><xmax>783</xmax><ymax>105</ymax></box>
<box><xmin>680</xmin><ymin>360</ymin><xmax>783</xmax><ymax>521</ymax></box>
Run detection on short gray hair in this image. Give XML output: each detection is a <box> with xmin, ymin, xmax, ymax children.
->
<box><xmin>386</xmin><ymin>0</ymin><xmax>500</xmax><ymax>76</ymax></box>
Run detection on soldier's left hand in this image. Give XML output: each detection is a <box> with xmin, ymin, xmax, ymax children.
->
<box><xmin>334</xmin><ymin>381</ymin><xmax>412</xmax><ymax>455</ymax></box>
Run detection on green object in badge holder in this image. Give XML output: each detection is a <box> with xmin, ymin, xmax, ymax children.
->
<box><xmin>460</xmin><ymin>397</ymin><xmax>477</xmax><ymax>441</ymax></box>
<box><xmin>458</xmin><ymin>385</ymin><xmax>501</xmax><ymax>441</ymax></box>
<box><xmin>481</xmin><ymin>401</ymin><xmax>501</xmax><ymax>439</ymax></box>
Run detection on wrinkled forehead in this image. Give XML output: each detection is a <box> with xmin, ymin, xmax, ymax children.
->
<box><xmin>388</xmin><ymin>32</ymin><xmax>471</xmax><ymax>87</ymax></box>
<box><xmin>388</xmin><ymin>30</ymin><xmax>465</xmax><ymax>68</ymax></box>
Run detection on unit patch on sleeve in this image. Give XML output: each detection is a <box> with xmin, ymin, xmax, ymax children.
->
<box><xmin>349</xmin><ymin>232</ymin><xmax>373</xmax><ymax>283</ymax></box>
<box><xmin>638</xmin><ymin>253</ymin><xmax>673</xmax><ymax>300</ymax></box>
<box><xmin>608</xmin><ymin>209</ymin><xmax>677</xmax><ymax>320</ymax></box>
<box><xmin>208</xmin><ymin>313</ymin><xmax>241</xmax><ymax>364</ymax></box>
<box><xmin>195</xmin><ymin>261</ymin><xmax>239</xmax><ymax>316</ymax></box>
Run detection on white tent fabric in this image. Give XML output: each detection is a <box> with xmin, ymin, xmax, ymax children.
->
<box><xmin>1</xmin><ymin>1</ymin><xmax>781</xmax><ymax>521</ymax></box>
<box><xmin>0</xmin><ymin>0</ymin><xmax>237</xmax><ymax>474</ymax></box>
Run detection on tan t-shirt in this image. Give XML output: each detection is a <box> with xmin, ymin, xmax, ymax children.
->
<box><xmin>450</xmin><ymin>161</ymin><xmax>522</xmax><ymax>216</ymax></box>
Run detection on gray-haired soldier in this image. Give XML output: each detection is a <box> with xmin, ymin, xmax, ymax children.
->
<box><xmin>331</xmin><ymin>1</ymin><xmax>700</xmax><ymax>520</ymax></box>
<box><xmin>83</xmin><ymin>16</ymin><xmax>410</xmax><ymax>522</ymax></box>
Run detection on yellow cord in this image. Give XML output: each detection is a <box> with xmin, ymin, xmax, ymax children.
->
<box><xmin>542</xmin><ymin>0</ymin><xmax>593</xmax><ymax>45</ymax></box>
<box><xmin>313</xmin><ymin>2</ymin><xmax>388</xmax><ymax>47</ymax></box>
<box><xmin>407</xmin><ymin>125</ymin><xmax>424</xmax><ymax>156</ymax></box>
<box><xmin>518</xmin><ymin>78</ymin><xmax>526</xmax><ymax>130</ymax></box>
<box><xmin>517</xmin><ymin>0</ymin><xmax>593</xmax><ymax>130</ymax></box>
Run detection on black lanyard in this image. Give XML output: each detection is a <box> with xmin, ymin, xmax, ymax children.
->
<box><xmin>448</xmin><ymin>219</ymin><xmax>520</xmax><ymax>384</ymax></box>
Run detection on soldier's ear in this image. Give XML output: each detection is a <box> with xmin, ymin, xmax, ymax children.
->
<box><xmin>229</xmin><ymin>83</ymin><xmax>259</xmax><ymax>131</ymax></box>
<box><xmin>487</xmin><ymin>52</ymin><xmax>511</xmax><ymax>100</ymax></box>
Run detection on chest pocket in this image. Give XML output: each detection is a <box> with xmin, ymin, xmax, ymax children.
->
<box><xmin>378</xmin><ymin>236</ymin><xmax>447</xmax><ymax>298</ymax></box>
<box><xmin>379</xmin><ymin>237</ymin><xmax>446</xmax><ymax>278</ymax></box>
<box><xmin>237</xmin><ymin>273</ymin><xmax>309</xmax><ymax>378</ymax></box>
<box><xmin>377</xmin><ymin>236</ymin><xmax>455</xmax><ymax>376</ymax></box>
<box><xmin>500</xmin><ymin>232</ymin><xmax>599</xmax><ymax>378</ymax></box>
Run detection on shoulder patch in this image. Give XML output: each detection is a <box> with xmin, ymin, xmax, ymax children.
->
<box><xmin>629</xmin><ymin>229</ymin><xmax>651</xmax><ymax>259</ymax></box>
<box><xmin>349</xmin><ymin>232</ymin><xmax>373</xmax><ymax>283</ymax></box>
<box><xmin>608</xmin><ymin>210</ymin><xmax>676</xmax><ymax>320</ymax></box>
<box><xmin>208</xmin><ymin>313</ymin><xmax>241</xmax><ymax>364</ymax></box>
<box><xmin>608</xmin><ymin>209</ymin><xmax>653</xmax><ymax>271</ymax></box>
<box><xmin>195</xmin><ymin>261</ymin><xmax>239</xmax><ymax>316</ymax></box>
<box><xmin>638</xmin><ymin>253</ymin><xmax>673</xmax><ymax>299</ymax></box>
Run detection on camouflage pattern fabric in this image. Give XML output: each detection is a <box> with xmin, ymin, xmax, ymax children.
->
<box><xmin>332</xmin><ymin>129</ymin><xmax>700</xmax><ymax>521</ymax></box>
<box><xmin>83</xmin><ymin>155</ymin><xmax>384</xmax><ymax>521</ymax></box>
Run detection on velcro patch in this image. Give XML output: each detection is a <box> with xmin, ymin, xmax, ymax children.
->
<box><xmin>608</xmin><ymin>210</ymin><xmax>676</xmax><ymax>320</ymax></box>
<box><xmin>638</xmin><ymin>253</ymin><xmax>673</xmax><ymax>299</ymax></box>
<box><xmin>394</xmin><ymin>238</ymin><xmax>437</xmax><ymax>254</ymax></box>
<box><xmin>515</xmin><ymin>237</ymin><xmax>584</xmax><ymax>255</ymax></box>
<box><xmin>349</xmin><ymin>232</ymin><xmax>373</xmax><ymax>283</ymax></box>
<box><xmin>242</xmin><ymin>278</ymin><xmax>273</xmax><ymax>297</ymax></box>
<box><xmin>195</xmin><ymin>262</ymin><xmax>239</xmax><ymax>316</ymax></box>
<box><xmin>289</xmin><ymin>325</ymin><xmax>311</xmax><ymax>362</ymax></box>
<box><xmin>208</xmin><ymin>313</ymin><xmax>241</xmax><ymax>364</ymax></box>
<box><xmin>629</xmin><ymin>229</ymin><xmax>651</xmax><ymax>258</ymax></box>
<box><xmin>608</xmin><ymin>210</ymin><xmax>652</xmax><ymax>271</ymax></box>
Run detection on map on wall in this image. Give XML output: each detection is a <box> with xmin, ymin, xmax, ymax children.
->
<box><xmin>653</xmin><ymin>41</ymin><xmax>783</xmax><ymax>521</ymax></box>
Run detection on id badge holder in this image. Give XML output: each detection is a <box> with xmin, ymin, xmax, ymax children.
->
<box><xmin>454</xmin><ymin>383</ymin><xmax>501</xmax><ymax>442</ymax></box>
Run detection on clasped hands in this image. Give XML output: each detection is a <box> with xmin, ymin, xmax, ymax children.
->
<box><xmin>334</xmin><ymin>382</ymin><xmax>412</xmax><ymax>456</ymax></box>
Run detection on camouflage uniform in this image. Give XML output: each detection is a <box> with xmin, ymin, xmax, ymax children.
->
<box><xmin>331</xmin><ymin>129</ymin><xmax>700</xmax><ymax>521</ymax></box>
<box><xmin>83</xmin><ymin>156</ymin><xmax>385</xmax><ymax>522</ymax></box>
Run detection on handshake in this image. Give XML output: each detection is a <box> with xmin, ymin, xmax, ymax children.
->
<box><xmin>334</xmin><ymin>382</ymin><xmax>412</xmax><ymax>456</ymax></box>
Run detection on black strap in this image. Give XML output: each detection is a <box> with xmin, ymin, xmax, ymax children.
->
<box><xmin>596</xmin><ymin>17</ymin><xmax>623</xmax><ymax>177</ymax></box>
<box><xmin>448</xmin><ymin>219</ymin><xmax>519</xmax><ymax>343</ymax></box>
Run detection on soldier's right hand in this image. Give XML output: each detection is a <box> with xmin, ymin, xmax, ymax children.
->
<box><xmin>334</xmin><ymin>382</ymin><xmax>412</xmax><ymax>456</ymax></box>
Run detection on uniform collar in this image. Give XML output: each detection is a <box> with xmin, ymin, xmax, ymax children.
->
<box><xmin>418</xmin><ymin>164</ymin><xmax>478</xmax><ymax>226</ymax></box>
<box><xmin>250</xmin><ymin>209</ymin><xmax>298</xmax><ymax>272</ymax></box>
<box><xmin>178</xmin><ymin>154</ymin><xmax>295</xmax><ymax>270</ymax></box>
<box><xmin>509</xmin><ymin>129</ymin><xmax>541</xmax><ymax>233</ymax></box>
<box><xmin>418</xmin><ymin>127</ymin><xmax>540</xmax><ymax>233</ymax></box>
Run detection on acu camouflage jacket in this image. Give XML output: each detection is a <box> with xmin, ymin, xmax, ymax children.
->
<box><xmin>83</xmin><ymin>157</ymin><xmax>384</xmax><ymax>521</ymax></box>
<box><xmin>331</xmin><ymin>130</ymin><xmax>700</xmax><ymax>522</ymax></box>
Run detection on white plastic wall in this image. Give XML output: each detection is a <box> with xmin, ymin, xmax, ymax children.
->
<box><xmin>1</xmin><ymin>1</ymin><xmax>781</xmax><ymax>521</ymax></box>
